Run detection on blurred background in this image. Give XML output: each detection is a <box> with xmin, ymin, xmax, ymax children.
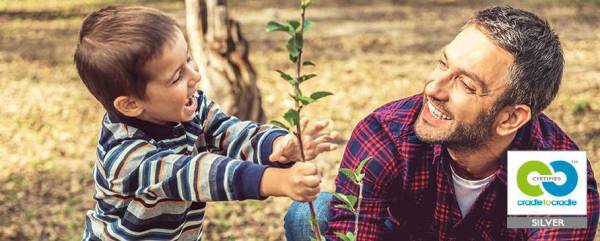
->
<box><xmin>1</xmin><ymin>0</ymin><xmax>599</xmax><ymax>240</ymax></box>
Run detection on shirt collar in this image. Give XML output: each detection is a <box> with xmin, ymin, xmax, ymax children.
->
<box><xmin>432</xmin><ymin>114</ymin><xmax>544</xmax><ymax>185</ymax></box>
<box><xmin>108</xmin><ymin>113</ymin><xmax>179</xmax><ymax>140</ymax></box>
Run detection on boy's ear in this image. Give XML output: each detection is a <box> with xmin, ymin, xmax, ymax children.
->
<box><xmin>495</xmin><ymin>104</ymin><xmax>531</xmax><ymax>136</ymax></box>
<box><xmin>113</xmin><ymin>96</ymin><xmax>144</xmax><ymax>117</ymax></box>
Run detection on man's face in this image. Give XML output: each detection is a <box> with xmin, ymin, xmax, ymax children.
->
<box><xmin>415</xmin><ymin>26</ymin><xmax>514</xmax><ymax>149</ymax></box>
<box><xmin>136</xmin><ymin>29</ymin><xmax>201</xmax><ymax>125</ymax></box>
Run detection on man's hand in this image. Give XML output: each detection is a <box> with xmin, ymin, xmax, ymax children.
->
<box><xmin>270</xmin><ymin>119</ymin><xmax>339</xmax><ymax>164</ymax></box>
<box><xmin>260</xmin><ymin>162</ymin><xmax>321</xmax><ymax>202</ymax></box>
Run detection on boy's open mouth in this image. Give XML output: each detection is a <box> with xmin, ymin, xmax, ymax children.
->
<box><xmin>185</xmin><ymin>96</ymin><xmax>194</xmax><ymax>107</ymax></box>
<box><xmin>185</xmin><ymin>92</ymin><xmax>198</xmax><ymax>107</ymax></box>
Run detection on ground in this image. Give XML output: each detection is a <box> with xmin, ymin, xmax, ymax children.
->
<box><xmin>0</xmin><ymin>0</ymin><xmax>599</xmax><ymax>240</ymax></box>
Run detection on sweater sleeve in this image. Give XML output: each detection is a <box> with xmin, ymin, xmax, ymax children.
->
<box><xmin>97</xmin><ymin>138</ymin><xmax>268</xmax><ymax>202</ymax></box>
<box><xmin>195</xmin><ymin>91</ymin><xmax>288</xmax><ymax>167</ymax></box>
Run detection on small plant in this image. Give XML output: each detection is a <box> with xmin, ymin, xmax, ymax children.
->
<box><xmin>333</xmin><ymin>156</ymin><xmax>372</xmax><ymax>241</ymax></box>
<box><xmin>266</xmin><ymin>0</ymin><xmax>331</xmax><ymax>241</ymax></box>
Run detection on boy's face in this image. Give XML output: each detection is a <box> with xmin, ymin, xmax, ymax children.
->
<box><xmin>135</xmin><ymin>29</ymin><xmax>201</xmax><ymax>124</ymax></box>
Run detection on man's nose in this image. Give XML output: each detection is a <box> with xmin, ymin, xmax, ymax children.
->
<box><xmin>424</xmin><ymin>71</ymin><xmax>452</xmax><ymax>101</ymax></box>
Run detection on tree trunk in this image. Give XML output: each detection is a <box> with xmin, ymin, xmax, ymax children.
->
<box><xmin>184</xmin><ymin>0</ymin><xmax>266</xmax><ymax>123</ymax></box>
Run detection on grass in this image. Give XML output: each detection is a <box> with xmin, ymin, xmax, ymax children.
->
<box><xmin>1</xmin><ymin>0</ymin><xmax>599</xmax><ymax>240</ymax></box>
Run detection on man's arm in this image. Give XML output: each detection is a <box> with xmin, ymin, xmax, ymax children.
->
<box><xmin>327</xmin><ymin>114</ymin><xmax>402</xmax><ymax>241</ymax></box>
<box><xmin>526</xmin><ymin>161</ymin><xmax>599</xmax><ymax>240</ymax></box>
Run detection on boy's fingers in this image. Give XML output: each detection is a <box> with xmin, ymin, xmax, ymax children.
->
<box><xmin>297</xmin><ymin>162</ymin><xmax>318</xmax><ymax>175</ymax></box>
<box><xmin>301</xmin><ymin>175</ymin><xmax>321</xmax><ymax>188</ymax></box>
<box><xmin>305</xmin><ymin>194</ymin><xmax>318</xmax><ymax>202</ymax></box>
<box><xmin>269</xmin><ymin>151</ymin><xmax>281</xmax><ymax>162</ymax></box>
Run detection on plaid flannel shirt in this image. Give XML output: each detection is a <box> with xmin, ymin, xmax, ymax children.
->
<box><xmin>328</xmin><ymin>94</ymin><xmax>599</xmax><ymax>241</ymax></box>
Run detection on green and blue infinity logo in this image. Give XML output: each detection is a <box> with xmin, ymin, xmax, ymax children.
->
<box><xmin>517</xmin><ymin>160</ymin><xmax>578</xmax><ymax>197</ymax></box>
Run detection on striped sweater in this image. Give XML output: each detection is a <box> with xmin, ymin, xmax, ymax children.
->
<box><xmin>82</xmin><ymin>90</ymin><xmax>288</xmax><ymax>240</ymax></box>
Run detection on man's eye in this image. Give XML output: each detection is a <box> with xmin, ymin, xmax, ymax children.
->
<box><xmin>437</xmin><ymin>60</ymin><xmax>448</xmax><ymax>70</ymax></box>
<box><xmin>460</xmin><ymin>80</ymin><xmax>476</xmax><ymax>93</ymax></box>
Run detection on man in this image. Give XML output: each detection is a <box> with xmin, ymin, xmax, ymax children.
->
<box><xmin>284</xmin><ymin>5</ymin><xmax>598</xmax><ymax>241</ymax></box>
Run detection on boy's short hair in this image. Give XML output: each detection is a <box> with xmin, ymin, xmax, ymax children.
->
<box><xmin>74</xmin><ymin>6</ymin><xmax>180</xmax><ymax>116</ymax></box>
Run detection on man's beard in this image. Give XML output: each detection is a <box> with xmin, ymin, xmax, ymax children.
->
<box><xmin>415</xmin><ymin>107</ymin><xmax>497</xmax><ymax>151</ymax></box>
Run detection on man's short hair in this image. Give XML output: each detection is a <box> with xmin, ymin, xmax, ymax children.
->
<box><xmin>74</xmin><ymin>6</ymin><xmax>179</xmax><ymax>116</ymax></box>
<box><xmin>466</xmin><ymin>5</ymin><xmax>564</xmax><ymax>116</ymax></box>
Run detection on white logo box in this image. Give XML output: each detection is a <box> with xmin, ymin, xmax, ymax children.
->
<box><xmin>507</xmin><ymin>151</ymin><xmax>587</xmax><ymax>215</ymax></box>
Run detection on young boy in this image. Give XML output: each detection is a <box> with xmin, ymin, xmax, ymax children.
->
<box><xmin>75</xmin><ymin>6</ymin><xmax>337</xmax><ymax>240</ymax></box>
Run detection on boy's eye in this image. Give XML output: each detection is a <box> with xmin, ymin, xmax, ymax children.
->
<box><xmin>172</xmin><ymin>71</ymin><xmax>183</xmax><ymax>85</ymax></box>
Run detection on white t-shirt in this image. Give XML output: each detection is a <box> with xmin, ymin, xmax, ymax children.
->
<box><xmin>449</xmin><ymin>164</ymin><xmax>495</xmax><ymax>217</ymax></box>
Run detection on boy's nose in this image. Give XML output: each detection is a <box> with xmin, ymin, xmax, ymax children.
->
<box><xmin>189</xmin><ymin>66</ymin><xmax>201</xmax><ymax>88</ymax></box>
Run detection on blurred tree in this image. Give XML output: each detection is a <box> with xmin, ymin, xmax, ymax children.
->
<box><xmin>185</xmin><ymin>0</ymin><xmax>266</xmax><ymax>122</ymax></box>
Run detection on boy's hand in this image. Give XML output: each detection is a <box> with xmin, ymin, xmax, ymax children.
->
<box><xmin>260</xmin><ymin>162</ymin><xmax>321</xmax><ymax>202</ymax></box>
<box><xmin>270</xmin><ymin>119</ymin><xmax>339</xmax><ymax>164</ymax></box>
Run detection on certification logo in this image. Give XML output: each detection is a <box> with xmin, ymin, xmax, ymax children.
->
<box><xmin>507</xmin><ymin>151</ymin><xmax>587</xmax><ymax>228</ymax></box>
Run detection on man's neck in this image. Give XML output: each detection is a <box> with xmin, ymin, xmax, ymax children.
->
<box><xmin>447</xmin><ymin>133</ymin><xmax>516</xmax><ymax>180</ymax></box>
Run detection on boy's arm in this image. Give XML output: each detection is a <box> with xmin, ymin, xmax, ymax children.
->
<box><xmin>99</xmin><ymin>138</ymin><xmax>320</xmax><ymax>202</ymax></box>
<box><xmin>100</xmin><ymin>139</ymin><xmax>269</xmax><ymax>202</ymax></box>
<box><xmin>196</xmin><ymin>91</ymin><xmax>288</xmax><ymax>166</ymax></box>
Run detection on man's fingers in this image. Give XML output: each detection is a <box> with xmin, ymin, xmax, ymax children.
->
<box><xmin>306</xmin><ymin>120</ymin><xmax>330</xmax><ymax>136</ymax></box>
<box><xmin>312</xmin><ymin>131</ymin><xmax>339</xmax><ymax>145</ymax></box>
<box><xmin>300</xmin><ymin>119</ymin><xmax>309</xmax><ymax>133</ymax></box>
<box><xmin>315</xmin><ymin>143</ymin><xmax>338</xmax><ymax>153</ymax></box>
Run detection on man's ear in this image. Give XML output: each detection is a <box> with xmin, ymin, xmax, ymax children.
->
<box><xmin>113</xmin><ymin>96</ymin><xmax>144</xmax><ymax>117</ymax></box>
<box><xmin>495</xmin><ymin>104</ymin><xmax>532</xmax><ymax>136</ymax></box>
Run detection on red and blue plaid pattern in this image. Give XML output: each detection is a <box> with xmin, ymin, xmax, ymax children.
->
<box><xmin>327</xmin><ymin>94</ymin><xmax>599</xmax><ymax>241</ymax></box>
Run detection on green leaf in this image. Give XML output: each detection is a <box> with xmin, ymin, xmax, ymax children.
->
<box><xmin>346</xmin><ymin>232</ymin><xmax>356</xmax><ymax>241</ymax></box>
<box><xmin>289</xmin><ymin>54</ymin><xmax>298</xmax><ymax>63</ymax></box>
<box><xmin>309</xmin><ymin>91</ymin><xmax>333</xmax><ymax>101</ymax></box>
<box><xmin>332</xmin><ymin>192</ymin><xmax>357</xmax><ymax>210</ymax></box>
<box><xmin>303</xmin><ymin>60</ymin><xmax>315</xmax><ymax>66</ymax></box>
<box><xmin>310</xmin><ymin>238</ymin><xmax>317</xmax><ymax>241</ymax></box>
<box><xmin>354</xmin><ymin>156</ymin><xmax>372</xmax><ymax>181</ymax></box>
<box><xmin>302</xmin><ymin>0</ymin><xmax>313</xmax><ymax>8</ymax></box>
<box><xmin>289</xmin><ymin>20</ymin><xmax>301</xmax><ymax>31</ymax></box>
<box><xmin>335</xmin><ymin>232</ymin><xmax>352</xmax><ymax>241</ymax></box>
<box><xmin>356</xmin><ymin>173</ymin><xmax>365</xmax><ymax>182</ymax></box>
<box><xmin>304</xmin><ymin>20</ymin><xmax>314</xmax><ymax>32</ymax></box>
<box><xmin>334</xmin><ymin>204</ymin><xmax>355</xmax><ymax>213</ymax></box>
<box><xmin>293</xmin><ymin>95</ymin><xmax>315</xmax><ymax>105</ymax></box>
<box><xmin>298</xmin><ymin>74</ymin><xmax>317</xmax><ymax>83</ymax></box>
<box><xmin>276</xmin><ymin>70</ymin><xmax>296</xmax><ymax>85</ymax></box>
<box><xmin>266</xmin><ymin>21</ymin><xmax>290</xmax><ymax>32</ymax></box>
<box><xmin>283</xmin><ymin>109</ymin><xmax>300</xmax><ymax>128</ymax></box>
<box><xmin>287</xmin><ymin>38</ymin><xmax>300</xmax><ymax>59</ymax></box>
<box><xmin>286</xmin><ymin>33</ymin><xmax>303</xmax><ymax>58</ymax></box>
<box><xmin>270</xmin><ymin>120</ymin><xmax>289</xmax><ymax>130</ymax></box>
<box><xmin>346</xmin><ymin>195</ymin><xmax>357</xmax><ymax>208</ymax></box>
<box><xmin>340</xmin><ymin>168</ymin><xmax>358</xmax><ymax>183</ymax></box>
